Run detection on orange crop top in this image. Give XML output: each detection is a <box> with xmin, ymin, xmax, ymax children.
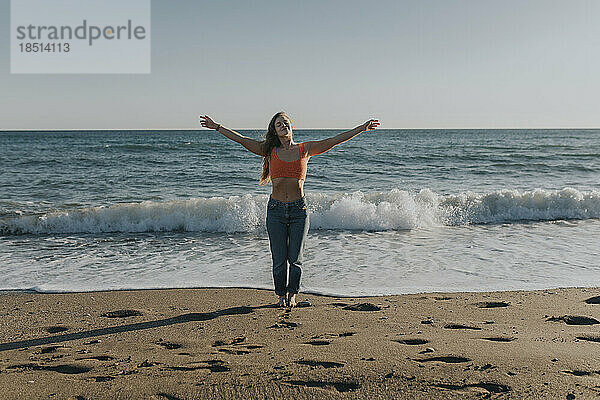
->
<box><xmin>269</xmin><ymin>142</ymin><xmax>308</xmax><ymax>181</ymax></box>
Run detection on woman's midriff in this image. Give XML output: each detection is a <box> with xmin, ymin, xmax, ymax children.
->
<box><xmin>271</xmin><ymin>177</ymin><xmax>304</xmax><ymax>202</ymax></box>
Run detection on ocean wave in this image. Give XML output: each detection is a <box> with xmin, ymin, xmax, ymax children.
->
<box><xmin>1</xmin><ymin>188</ymin><xmax>599</xmax><ymax>235</ymax></box>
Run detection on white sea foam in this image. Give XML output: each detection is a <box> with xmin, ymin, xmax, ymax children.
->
<box><xmin>441</xmin><ymin>187</ymin><xmax>600</xmax><ymax>225</ymax></box>
<box><xmin>1</xmin><ymin>188</ymin><xmax>599</xmax><ymax>235</ymax></box>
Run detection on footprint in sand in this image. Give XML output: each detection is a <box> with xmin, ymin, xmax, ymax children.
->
<box><xmin>296</xmin><ymin>300</ymin><xmax>311</xmax><ymax>308</ymax></box>
<box><xmin>584</xmin><ymin>296</ymin><xmax>600</xmax><ymax>304</ymax></box>
<box><xmin>6</xmin><ymin>363</ymin><xmax>92</xmax><ymax>374</ymax></box>
<box><xmin>576</xmin><ymin>336</ymin><xmax>600</xmax><ymax>343</ymax></box>
<box><xmin>434</xmin><ymin>382</ymin><xmax>511</xmax><ymax>394</ymax></box>
<box><xmin>295</xmin><ymin>360</ymin><xmax>345</xmax><ymax>368</ymax></box>
<box><xmin>230</xmin><ymin>336</ymin><xmax>246</xmax><ymax>344</ymax></box>
<box><xmin>394</xmin><ymin>338</ymin><xmax>429</xmax><ymax>345</ymax></box>
<box><xmin>414</xmin><ymin>356</ymin><xmax>471</xmax><ymax>364</ymax></box>
<box><xmin>444</xmin><ymin>323</ymin><xmax>482</xmax><ymax>330</ymax></box>
<box><xmin>77</xmin><ymin>355</ymin><xmax>114</xmax><ymax>361</ymax></box>
<box><xmin>163</xmin><ymin>360</ymin><xmax>229</xmax><ymax>373</ymax></box>
<box><xmin>217</xmin><ymin>348</ymin><xmax>250</xmax><ymax>355</ymax></box>
<box><xmin>156</xmin><ymin>341</ymin><xmax>182</xmax><ymax>350</ymax></box>
<box><xmin>561</xmin><ymin>370</ymin><xmax>600</xmax><ymax>377</ymax></box>
<box><xmin>138</xmin><ymin>359</ymin><xmax>160</xmax><ymax>368</ymax></box>
<box><xmin>212</xmin><ymin>336</ymin><xmax>246</xmax><ymax>346</ymax></box>
<box><xmin>546</xmin><ymin>315</ymin><xmax>600</xmax><ymax>325</ymax></box>
<box><xmin>304</xmin><ymin>340</ymin><xmax>331</xmax><ymax>346</ymax></box>
<box><xmin>268</xmin><ymin>320</ymin><xmax>299</xmax><ymax>329</ymax></box>
<box><xmin>311</xmin><ymin>332</ymin><xmax>356</xmax><ymax>340</ymax></box>
<box><xmin>476</xmin><ymin>301</ymin><xmax>510</xmax><ymax>308</ymax></box>
<box><xmin>212</xmin><ymin>336</ymin><xmax>263</xmax><ymax>354</ymax></box>
<box><xmin>480</xmin><ymin>337</ymin><xmax>516</xmax><ymax>342</ymax></box>
<box><xmin>40</xmin><ymin>345</ymin><xmax>66</xmax><ymax>354</ymax></box>
<box><xmin>342</xmin><ymin>303</ymin><xmax>381</xmax><ymax>312</ymax></box>
<box><xmin>101</xmin><ymin>309</ymin><xmax>143</xmax><ymax>318</ymax></box>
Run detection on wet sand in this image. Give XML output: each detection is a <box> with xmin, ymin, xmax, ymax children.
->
<box><xmin>1</xmin><ymin>287</ymin><xmax>600</xmax><ymax>399</ymax></box>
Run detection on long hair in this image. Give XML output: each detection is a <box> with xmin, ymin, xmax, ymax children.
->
<box><xmin>259</xmin><ymin>111</ymin><xmax>291</xmax><ymax>186</ymax></box>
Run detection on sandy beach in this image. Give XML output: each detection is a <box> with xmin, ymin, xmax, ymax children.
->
<box><xmin>1</xmin><ymin>287</ymin><xmax>600</xmax><ymax>399</ymax></box>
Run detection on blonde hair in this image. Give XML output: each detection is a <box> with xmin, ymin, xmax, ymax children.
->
<box><xmin>259</xmin><ymin>111</ymin><xmax>292</xmax><ymax>185</ymax></box>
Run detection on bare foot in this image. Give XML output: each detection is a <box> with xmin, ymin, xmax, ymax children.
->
<box><xmin>277</xmin><ymin>296</ymin><xmax>286</xmax><ymax>308</ymax></box>
<box><xmin>287</xmin><ymin>293</ymin><xmax>297</xmax><ymax>308</ymax></box>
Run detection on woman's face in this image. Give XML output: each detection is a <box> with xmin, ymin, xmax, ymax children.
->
<box><xmin>274</xmin><ymin>115</ymin><xmax>292</xmax><ymax>138</ymax></box>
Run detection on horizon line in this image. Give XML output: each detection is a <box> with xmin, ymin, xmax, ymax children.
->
<box><xmin>1</xmin><ymin>127</ymin><xmax>600</xmax><ymax>132</ymax></box>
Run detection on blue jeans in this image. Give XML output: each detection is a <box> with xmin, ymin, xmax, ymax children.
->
<box><xmin>266</xmin><ymin>196</ymin><xmax>310</xmax><ymax>296</ymax></box>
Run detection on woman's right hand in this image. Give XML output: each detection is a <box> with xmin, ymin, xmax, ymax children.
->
<box><xmin>199</xmin><ymin>115</ymin><xmax>219</xmax><ymax>130</ymax></box>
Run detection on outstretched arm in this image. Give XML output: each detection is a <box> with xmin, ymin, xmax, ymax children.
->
<box><xmin>305</xmin><ymin>119</ymin><xmax>380</xmax><ymax>156</ymax></box>
<box><xmin>199</xmin><ymin>115</ymin><xmax>264</xmax><ymax>156</ymax></box>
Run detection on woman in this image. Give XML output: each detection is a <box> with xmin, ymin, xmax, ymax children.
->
<box><xmin>199</xmin><ymin>112</ymin><xmax>380</xmax><ymax>307</ymax></box>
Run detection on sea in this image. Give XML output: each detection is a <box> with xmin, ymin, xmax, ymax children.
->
<box><xmin>1</xmin><ymin>129</ymin><xmax>599</xmax><ymax>296</ymax></box>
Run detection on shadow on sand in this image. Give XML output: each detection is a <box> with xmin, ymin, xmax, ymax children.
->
<box><xmin>0</xmin><ymin>304</ymin><xmax>276</xmax><ymax>352</ymax></box>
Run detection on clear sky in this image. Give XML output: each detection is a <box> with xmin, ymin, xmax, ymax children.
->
<box><xmin>1</xmin><ymin>0</ymin><xmax>599</xmax><ymax>130</ymax></box>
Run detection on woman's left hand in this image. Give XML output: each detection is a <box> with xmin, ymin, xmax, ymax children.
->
<box><xmin>363</xmin><ymin>119</ymin><xmax>380</xmax><ymax>131</ymax></box>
